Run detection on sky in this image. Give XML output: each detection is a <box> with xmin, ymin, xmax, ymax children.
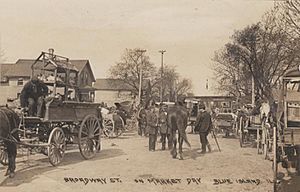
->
<box><xmin>0</xmin><ymin>0</ymin><xmax>275</xmax><ymax>95</ymax></box>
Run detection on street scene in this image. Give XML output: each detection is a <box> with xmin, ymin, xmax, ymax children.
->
<box><xmin>0</xmin><ymin>1</ymin><xmax>300</xmax><ymax>192</ymax></box>
<box><xmin>0</xmin><ymin>128</ymin><xmax>275</xmax><ymax>192</ymax></box>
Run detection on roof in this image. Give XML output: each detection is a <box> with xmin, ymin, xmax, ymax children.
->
<box><xmin>0</xmin><ymin>63</ymin><xmax>14</xmax><ymax>76</ymax></box>
<box><xmin>93</xmin><ymin>79</ymin><xmax>135</xmax><ymax>91</ymax></box>
<box><xmin>1</xmin><ymin>59</ymin><xmax>95</xmax><ymax>81</ymax></box>
<box><xmin>284</xmin><ymin>65</ymin><xmax>300</xmax><ymax>78</ymax></box>
<box><xmin>3</xmin><ymin>60</ymin><xmax>32</xmax><ymax>77</ymax></box>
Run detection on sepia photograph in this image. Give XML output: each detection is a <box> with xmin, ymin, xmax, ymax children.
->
<box><xmin>0</xmin><ymin>0</ymin><xmax>300</xmax><ymax>191</ymax></box>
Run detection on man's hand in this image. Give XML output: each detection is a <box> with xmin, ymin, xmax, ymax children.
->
<box><xmin>21</xmin><ymin>107</ymin><xmax>29</xmax><ymax>112</ymax></box>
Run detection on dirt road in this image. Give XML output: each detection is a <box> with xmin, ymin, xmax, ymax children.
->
<box><xmin>0</xmin><ymin>128</ymin><xmax>277</xmax><ymax>192</ymax></box>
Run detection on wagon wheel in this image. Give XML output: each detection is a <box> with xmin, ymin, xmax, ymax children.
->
<box><xmin>0</xmin><ymin>147</ymin><xmax>8</xmax><ymax>166</ymax></box>
<box><xmin>103</xmin><ymin>118</ymin><xmax>114</xmax><ymax>138</ymax></box>
<box><xmin>239</xmin><ymin>117</ymin><xmax>245</xmax><ymax>148</ymax></box>
<box><xmin>78</xmin><ymin>115</ymin><xmax>101</xmax><ymax>159</ymax></box>
<box><xmin>48</xmin><ymin>127</ymin><xmax>66</xmax><ymax>166</ymax></box>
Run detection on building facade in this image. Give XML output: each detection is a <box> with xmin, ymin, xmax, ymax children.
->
<box><xmin>93</xmin><ymin>79</ymin><xmax>136</xmax><ymax>107</ymax></box>
<box><xmin>0</xmin><ymin>58</ymin><xmax>95</xmax><ymax>105</ymax></box>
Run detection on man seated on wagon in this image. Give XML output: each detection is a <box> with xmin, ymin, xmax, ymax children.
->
<box><xmin>20</xmin><ymin>76</ymin><xmax>49</xmax><ymax>117</ymax></box>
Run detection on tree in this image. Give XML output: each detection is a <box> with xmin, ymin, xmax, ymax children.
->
<box><xmin>110</xmin><ymin>48</ymin><xmax>158</xmax><ymax>94</ymax></box>
<box><xmin>279</xmin><ymin>0</ymin><xmax>300</xmax><ymax>36</ymax></box>
<box><xmin>156</xmin><ymin>65</ymin><xmax>192</xmax><ymax>102</ymax></box>
<box><xmin>110</xmin><ymin>49</ymin><xmax>193</xmax><ymax>106</ymax></box>
<box><xmin>110</xmin><ymin>48</ymin><xmax>161</xmax><ymax>107</ymax></box>
<box><xmin>213</xmin><ymin>8</ymin><xmax>300</xmax><ymax>105</ymax></box>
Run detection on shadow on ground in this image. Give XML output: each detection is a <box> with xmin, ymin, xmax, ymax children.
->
<box><xmin>0</xmin><ymin>148</ymin><xmax>125</xmax><ymax>187</ymax></box>
<box><xmin>277</xmin><ymin>171</ymin><xmax>300</xmax><ymax>192</ymax></box>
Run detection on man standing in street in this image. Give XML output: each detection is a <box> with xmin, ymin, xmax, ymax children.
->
<box><xmin>195</xmin><ymin>104</ymin><xmax>212</xmax><ymax>154</ymax></box>
<box><xmin>158</xmin><ymin>105</ymin><xmax>172</xmax><ymax>150</ymax></box>
<box><xmin>137</xmin><ymin>105</ymin><xmax>147</xmax><ymax>136</ymax></box>
<box><xmin>146</xmin><ymin>105</ymin><xmax>158</xmax><ymax>151</ymax></box>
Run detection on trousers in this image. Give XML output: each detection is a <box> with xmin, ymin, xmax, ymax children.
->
<box><xmin>199</xmin><ymin>132</ymin><xmax>209</xmax><ymax>152</ymax></box>
<box><xmin>149</xmin><ymin>134</ymin><xmax>157</xmax><ymax>151</ymax></box>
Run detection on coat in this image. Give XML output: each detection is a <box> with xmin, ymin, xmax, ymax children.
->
<box><xmin>195</xmin><ymin>110</ymin><xmax>212</xmax><ymax>133</ymax></box>
<box><xmin>146</xmin><ymin>110</ymin><xmax>158</xmax><ymax>135</ymax></box>
<box><xmin>20</xmin><ymin>80</ymin><xmax>48</xmax><ymax>107</ymax></box>
<box><xmin>159</xmin><ymin>111</ymin><xmax>170</xmax><ymax>134</ymax></box>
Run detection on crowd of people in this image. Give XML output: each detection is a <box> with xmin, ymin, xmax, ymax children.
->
<box><xmin>19</xmin><ymin>76</ymin><xmax>214</xmax><ymax>154</ymax></box>
<box><xmin>136</xmin><ymin>102</ymin><xmax>213</xmax><ymax>154</ymax></box>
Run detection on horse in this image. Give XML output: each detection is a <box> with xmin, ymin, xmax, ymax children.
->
<box><xmin>0</xmin><ymin>106</ymin><xmax>20</xmax><ymax>178</ymax></box>
<box><xmin>167</xmin><ymin>103</ymin><xmax>191</xmax><ymax>160</ymax></box>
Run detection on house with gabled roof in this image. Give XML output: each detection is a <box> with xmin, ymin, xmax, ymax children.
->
<box><xmin>93</xmin><ymin>78</ymin><xmax>152</xmax><ymax>107</ymax></box>
<box><xmin>93</xmin><ymin>78</ymin><xmax>136</xmax><ymax>106</ymax></box>
<box><xmin>0</xmin><ymin>58</ymin><xmax>96</xmax><ymax>104</ymax></box>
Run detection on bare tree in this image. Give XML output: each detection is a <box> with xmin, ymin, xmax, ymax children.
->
<box><xmin>110</xmin><ymin>48</ymin><xmax>158</xmax><ymax>94</ymax></box>
<box><xmin>213</xmin><ymin>8</ymin><xmax>300</xmax><ymax>105</ymax></box>
<box><xmin>279</xmin><ymin>0</ymin><xmax>300</xmax><ymax>36</ymax></box>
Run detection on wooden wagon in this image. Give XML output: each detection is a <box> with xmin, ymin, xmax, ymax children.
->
<box><xmin>1</xmin><ymin>50</ymin><xmax>103</xmax><ymax>166</ymax></box>
<box><xmin>273</xmin><ymin>65</ymin><xmax>300</xmax><ymax>190</ymax></box>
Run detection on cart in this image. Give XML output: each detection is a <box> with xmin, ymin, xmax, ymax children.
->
<box><xmin>186</xmin><ymin>99</ymin><xmax>199</xmax><ymax>133</ymax></box>
<box><xmin>273</xmin><ymin>65</ymin><xmax>300</xmax><ymax>190</ymax></box>
<box><xmin>238</xmin><ymin>108</ymin><xmax>263</xmax><ymax>153</ymax></box>
<box><xmin>4</xmin><ymin>50</ymin><xmax>103</xmax><ymax>166</ymax></box>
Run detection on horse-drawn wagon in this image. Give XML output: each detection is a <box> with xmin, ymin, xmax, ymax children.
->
<box><xmin>238</xmin><ymin>105</ymin><xmax>265</xmax><ymax>154</ymax></box>
<box><xmin>1</xmin><ymin>50</ymin><xmax>103</xmax><ymax>169</ymax></box>
<box><xmin>273</xmin><ymin>65</ymin><xmax>300</xmax><ymax>190</ymax></box>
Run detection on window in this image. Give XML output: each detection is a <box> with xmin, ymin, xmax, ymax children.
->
<box><xmin>17</xmin><ymin>78</ymin><xmax>24</xmax><ymax>86</ymax></box>
<box><xmin>85</xmin><ymin>72</ymin><xmax>88</xmax><ymax>85</ymax></box>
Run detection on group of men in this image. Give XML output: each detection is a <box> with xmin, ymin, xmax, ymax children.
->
<box><xmin>137</xmin><ymin>104</ymin><xmax>172</xmax><ymax>152</ymax></box>
<box><xmin>137</xmin><ymin>102</ymin><xmax>213</xmax><ymax>154</ymax></box>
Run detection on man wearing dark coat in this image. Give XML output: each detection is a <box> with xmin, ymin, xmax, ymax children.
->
<box><xmin>20</xmin><ymin>76</ymin><xmax>48</xmax><ymax>117</ymax></box>
<box><xmin>146</xmin><ymin>105</ymin><xmax>158</xmax><ymax>151</ymax></box>
<box><xmin>195</xmin><ymin>104</ymin><xmax>212</xmax><ymax>154</ymax></box>
<box><xmin>158</xmin><ymin>106</ymin><xmax>172</xmax><ymax>150</ymax></box>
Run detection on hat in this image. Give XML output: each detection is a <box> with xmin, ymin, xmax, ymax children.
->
<box><xmin>199</xmin><ymin>103</ymin><xmax>205</xmax><ymax>110</ymax></box>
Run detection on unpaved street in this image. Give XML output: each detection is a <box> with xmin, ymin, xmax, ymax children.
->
<box><xmin>0</xmin><ymin>128</ymin><xmax>275</xmax><ymax>192</ymax></box>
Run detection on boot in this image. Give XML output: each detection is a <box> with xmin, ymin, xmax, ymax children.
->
<box><xmin>162</xmin><ymin>144</ymin><xmax>166</xmax><ymax>150</ymax></box>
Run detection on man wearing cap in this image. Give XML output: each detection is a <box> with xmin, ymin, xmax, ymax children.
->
<box><xmin>146</xmin><ymin>105</ymin><xmax>159</xmax><ymax>151</ymax></box>
<box><xmin>195</xmin><ymin>104</ymin><xmax>212</xmax><ymax>154</ymax></box>
<box><xmin>20</xmin><ymin>76</ymin><xmax>48</xmax><ymax>117</ymax></box>
<box><xmin>158</xmin><ymin>105</ymin><xmax>171</xmax><ymax>150</ymax></box>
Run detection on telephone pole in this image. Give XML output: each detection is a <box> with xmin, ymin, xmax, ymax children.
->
<box><xmin>159</xmin><ymin>50</ymin><xmax>166</xmax><ymax>103</ymax></box>
<box><xmin>137</xmin><ymin>49</ymin><xmax>147</xmax><ymax>105</ymax></box>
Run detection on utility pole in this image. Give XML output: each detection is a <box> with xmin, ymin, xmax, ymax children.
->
<box><xmin>159</xmin><ymin>50</ymin><xmax>166</xmax><ymax>103</ymax></box>
<box><xmin>137</xmin><ymin>49</ymin><xmax>146</xmax><ymax>106</ymax></box>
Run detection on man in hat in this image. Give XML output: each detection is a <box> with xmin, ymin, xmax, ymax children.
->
<box><xmin>146</xmin><ymin>105</ymin><xmax>158</xmax><ymax>151</ymax></box>
<box><xmin>158</xmin><ymin>105</ymin><xmax>172</xmax><ymax>150</ymax></box>
<box><xmin>20</xmin><ymin>76</ymin><xmax>48</xmax><ymax>117</ymax></box>
<box><xmin>115</xmin><ymin>102</ymin><xmax>128</xmax><ymax>127</ymax></box>
<box><xmin>195</xmin><ymin>104</ymin><xmax>212</xmax><ymax>154</ymax></box>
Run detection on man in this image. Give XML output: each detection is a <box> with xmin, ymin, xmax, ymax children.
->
<box><xmin>137</xmin><ymin>105</ymin><xmax>147</xmax><ymax>136</ymax></box>
<box><xmin>146</xmin><ymin>105</ymin><xmax>158</xmax><ymax>151</ymax></box>
<box><xmin>195</xmin><ymin>104</ymin><xmax>212</xmax><ymax>154</ymax></box>
<box><xmin>20</xmin><ymin>76</ymin><xmax>48</xmax><ymax>117</ymax></box>
<box><xmin>158</xmin><ymin>105</ymin><xmax>172</xmax><ymax>150</ymax></box>
<box><xmin>115</xmin><ymin>102</ymin><xmax>128</xmax><ymax>126</ymax></box>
